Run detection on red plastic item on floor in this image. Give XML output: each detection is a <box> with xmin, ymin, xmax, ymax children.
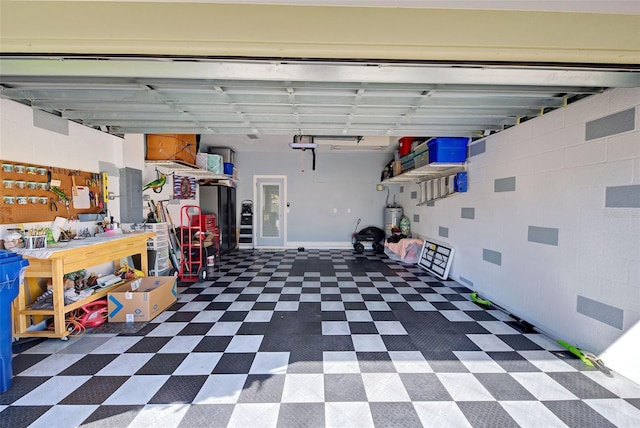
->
<box><xmin>77</xmin><ymin>299</ymin><xmax>108</xmax><ymax>328</ymax></box>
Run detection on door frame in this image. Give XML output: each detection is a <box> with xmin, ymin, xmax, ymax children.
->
<box><xmin>253</xmin><ymin>175</ymin><xmax>287</xmax><ymax>248</ymax></box>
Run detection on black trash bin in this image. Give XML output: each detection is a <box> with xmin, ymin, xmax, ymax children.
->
<box><xmin>0</xmin><ymin>250</ymin><xmax>29</xmax><ymax>393</ymax></box>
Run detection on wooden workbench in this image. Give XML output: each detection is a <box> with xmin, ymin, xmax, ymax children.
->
<box><xmin>13</xmin><ymin>231</ymin><xmax>155</xmax><ymax>339</ymax></box>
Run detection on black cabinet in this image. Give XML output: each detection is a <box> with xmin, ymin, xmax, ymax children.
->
<box><xmin>218</xmin><ymin>186</ymin><xmax>236</xmax><ymax>254</ymax></box>
<box><xmin>200</xmin><ymin>185</ymin><xmax>236</xmax><ymax>254</ymax></box>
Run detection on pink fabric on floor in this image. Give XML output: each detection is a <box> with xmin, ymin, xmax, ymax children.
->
<box><xmin>385</xmin><ymin>238</ymin><xmax>424</xmax><ymax>259</ymax></box>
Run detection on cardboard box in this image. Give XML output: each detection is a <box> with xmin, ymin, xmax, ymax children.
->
<box><xmin>107</xmin><ymin>276</ymin><xmax>177</xmax><ymax>322</ymax></box>
<box><xmin>146</xmin><ymin>134</ymin><xmax>197</xmax><ymax>164</ymax></box>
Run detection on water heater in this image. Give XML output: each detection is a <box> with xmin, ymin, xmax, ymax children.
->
<box><xmin>384</xmin><ymin>207</ymin><xmax>403</xmax><ymax>237</ymax></box>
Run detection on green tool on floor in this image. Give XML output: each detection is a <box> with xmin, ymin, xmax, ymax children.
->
<box><xmin>472</xmin><ymin>291</ymin><xmax>612</xmax><ymax>376</ymax></box>
<box><xmin>557</xmin><ymin>340</ymin><xmax>612</xmax><ymax>377</ymax></box>
<box><xmin>470</xmin><ymin>291</ymin><xmax>491</xmax><ymax>307</ymax></box>
<box><xmin>470</xmin><ymin>291</ymin><xmax>535</xmax><ymax>333</ymax></box>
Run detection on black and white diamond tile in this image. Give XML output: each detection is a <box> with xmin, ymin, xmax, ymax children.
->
<box><xmin>4</xmin><ymin>249</ymin><xmax>640</xmax><ymax>427</ymax></box>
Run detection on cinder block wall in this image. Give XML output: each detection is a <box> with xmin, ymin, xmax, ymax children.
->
<box><xmin>398</xmin><ymin>88</ymin><xmax>640</xmax><ymax>383</ymax></box>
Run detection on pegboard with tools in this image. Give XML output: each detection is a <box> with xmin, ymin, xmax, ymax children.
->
<box><xmin>1</xmin><ymin>160</ymin><xmax>104</xmax><ymax>224</ymax></box>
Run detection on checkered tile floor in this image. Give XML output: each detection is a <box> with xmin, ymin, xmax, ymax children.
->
<box><xmin>3</xmin><ymin>249</ymin><xmax>640</xmax><ymax>427</ymax></box>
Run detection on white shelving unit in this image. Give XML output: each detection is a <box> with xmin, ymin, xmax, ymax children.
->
<box><xmin>145</xmin><ymin>222</ymin><xmax>170</xmax><ymax>276</ymax></box>
<box><xmin>382</xmin><ymin>162</ymin><xmax>468</xmax><ymax>205</ymax></box>
<box><xmin>144</xmin><ymin>160</ymin><xmax>229</xmax><ymax>181</ymax></box>
<box><xmin>381</xmin><ymin>162</ymin><xmax>466</xmax><ymax>184</ymax></box>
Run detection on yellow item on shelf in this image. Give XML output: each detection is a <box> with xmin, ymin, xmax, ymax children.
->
<box><xmin>116</xmin><ymin>263</ymin><xmax>145</xmax><ymax>280</ymax></box>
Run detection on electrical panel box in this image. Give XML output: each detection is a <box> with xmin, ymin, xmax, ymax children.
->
<box><xmin>119</xmin><ymin>167</ymin><xmax>144</xmax><ymax>223</ymax></box>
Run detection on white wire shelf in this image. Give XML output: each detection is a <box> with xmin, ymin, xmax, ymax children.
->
<box><xmin>381</xmin><ymin>162</ymin><xmax>466</xmax><ymax>183</ymax></box>
<box><xmin>145</xmin><ymin>160</ymin><xmax>232</xmax><ymax>181</ymax></box>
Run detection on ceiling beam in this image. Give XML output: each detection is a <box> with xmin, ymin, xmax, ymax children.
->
<box><xmin>1</xmin><ymin>59</ymin><xmax>638</xmax><ymax>87</ymax></box>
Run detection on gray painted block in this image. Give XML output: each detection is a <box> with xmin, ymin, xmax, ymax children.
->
<box><xmin>528</xmin><ymin>226</ymin><xmax>559</xmax><ymax>246</ymax></box>
<box><xmin>411</xmin><ymin>191</ymin><xmax>418</xmax><ymax>200</ymax></box>
<box><xmin>605</xmin><ymin>185</ymin><xmax>640</xmax><ymax>208</ymax></box>
<box><xmin>483</xmin><ymin>249</ymin><xmax>502</xmax><ymax>266</ymax></box>
<box><xmin>98</xmin><ymin>161</ymin><xmax>119</xmax><ymax>176</ymax></box>
<box><xmin>577</xmin><ymin>295</ymin><xmax>624</xmax><ymax>330</ymax></box>
<box><xmin>461</xmin><ymin>207</ymin><xmax>475</xmax><ymax>219</ymax></box>
<box><xmin>459</xmin><ymin>276</ymin><xmax>474</xmax><ymax>287</ymax></box>
<box><xmin>413</xmin><ymin>214</ymin><xmax>420</xmax><ymax>223</ymax></box>
<box><xmin>586</xmin><ymin>107</ymin><xmax>635</xmax><ymax>141</ymax></box>
<box><xmin>33</xmin><ymin>109</ymin><xmax>69</xmax><ymax>136</ymax></box>
<box><xmin>495</xmin><ymin>176</ymin><xmax>516</xmax><ymax>192</ymax></box>
<box><xmin>469</xmin><ymin>140</ymin><xmax>486</xmax><ymax>157</ymax></box>
<box><xmin>439</xmin><ymin>227</ymin><xmax>449</xmax><ymax>238</ymax></box>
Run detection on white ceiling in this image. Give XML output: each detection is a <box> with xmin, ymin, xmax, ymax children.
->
<box><xmin>2</xmin><ymin>57</ymin><xmax>637</xmax><ymax>152</ymax></box>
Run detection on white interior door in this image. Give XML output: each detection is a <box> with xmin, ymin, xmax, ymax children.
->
<box><xmin>255</xmin><ymin>176</ymin><xmax>286</xmax><ymax>247</ymax></box>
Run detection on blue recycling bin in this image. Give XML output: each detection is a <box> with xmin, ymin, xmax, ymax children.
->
<box><xmin>0</xmin><ymin>249</ymin><xmax>29</xmax><ymax>393</ymax></box>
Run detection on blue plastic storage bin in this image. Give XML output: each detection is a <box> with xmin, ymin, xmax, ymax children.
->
<box><xmin>427</xmin><ymin>137</ymin><xmax>470</xmax><ymax>163</ymax></box>
<box><xmin>0</xmin><ymin>250</ymin><xmax>29</xmax><ymax>393</ymax></box>
<box><xmin>223</xmin><ymin>162</ymin><xmax>234</xmax><ymax>176</ymax></box>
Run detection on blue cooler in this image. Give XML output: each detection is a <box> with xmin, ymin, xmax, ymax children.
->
<box><xmin>0</xmin><ymin>250</ymin><xmax>29</xmax><ymax>393</ymax></box>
